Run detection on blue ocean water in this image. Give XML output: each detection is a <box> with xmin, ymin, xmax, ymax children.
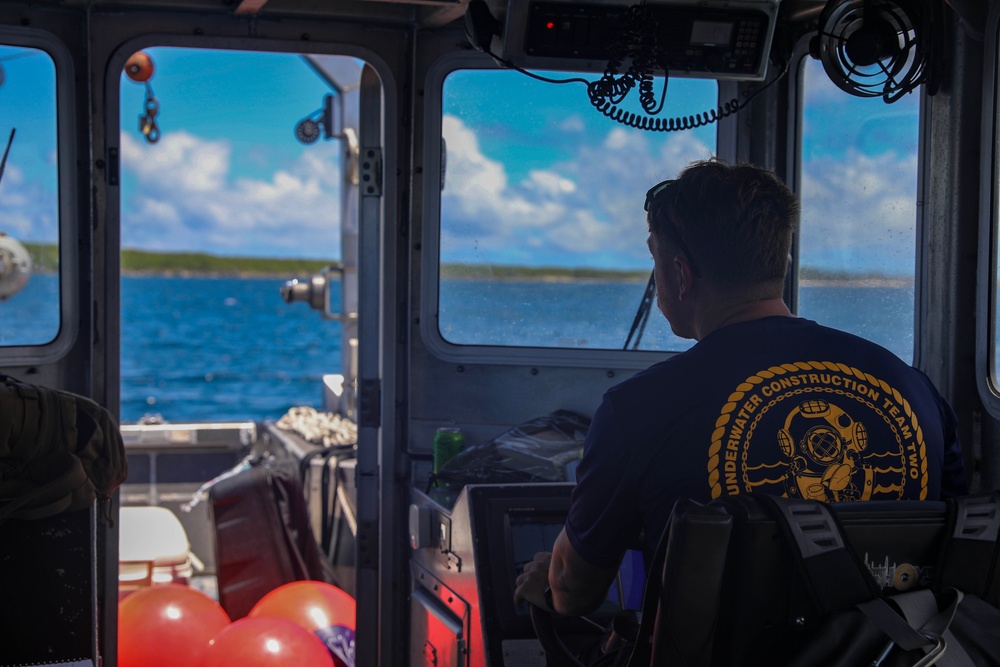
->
<box><xmin>0</xmin><ymin>271</ymin><xmax>60</xmax><ymax>344</ymax></box>
<box><xmin>439</xmin><ymin>279</ymin><xmax>915</xmax><ymax>360</ymax></box>
<box><xmin>439</xmin><ymin>279</ymin><xmax>686</xmax><ymax>350</ymax></box>
<box><xmin>121</xmin><ymin>276</ymin><xmax>344</xmax><ymax>423</ymax></box>
<box><xmin>2</xmin><ymin>275</ymin><xmax>915</xmax><ymax>423</ymax></box>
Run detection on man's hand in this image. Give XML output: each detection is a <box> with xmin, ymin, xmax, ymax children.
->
<box><xmin>549</xmin><ymin>529</ymin><xmax>620</xmax><ymax>616</ymax></box>
<box><xmin>514</xmin><ymin>551</ymin><xmax>553</xmax><ymax>612</ymax></box>
<box><xmin>513</xmin><ymin>529</ymin><xmax>620</xmax><ymax>617</ymax></box>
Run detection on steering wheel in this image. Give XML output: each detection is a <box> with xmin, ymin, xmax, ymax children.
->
<box><xmin>530</xmin><ymin>603</ymin><xmax>649</xmax><ymax>667</ymax></box>
<box><xmin>529</xmin><ymin>604</ymin><xmax>589</xmax><ymax>667</ymax></box>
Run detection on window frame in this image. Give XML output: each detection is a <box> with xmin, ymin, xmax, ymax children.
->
<box><xmin>977</xmin><ymin>1</ymin><xmax>1000</xmax><ymax>418</ymax></box>
<box><xmin>0</xmin><ymin>26</ymin><xmax>79</xmax><ymax>365</ymax></box>
<box><xmin>103</xmin><ymin>34</ymin><xmax>393</xmax><ymax>416</ymax></box>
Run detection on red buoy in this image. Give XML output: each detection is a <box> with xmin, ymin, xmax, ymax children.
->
<box><xmin>118</xmin><ymin>583</ymin><xmax>231</xmax><ymax>667</ymax></box>
<box><xmin>125</xmin><ymin>51</ymin><xmax>154</xmax><ymax>82</ymax></box>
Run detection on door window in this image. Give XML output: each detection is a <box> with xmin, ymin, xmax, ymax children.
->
<box><xmin>797</xmin><ymin>57</ymin><xmax>919</xmax><ymax>363</ymax></box>
<box><xmin>0</xmin><ymin>43</ymin><xmax>60</xmax><ymax>347</ymax></box>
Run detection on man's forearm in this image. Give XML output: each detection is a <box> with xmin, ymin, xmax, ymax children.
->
<box><xmin>548</xmin><ymin>573</ymin><xmax>608</xmax><ymax>616</ymax></box>
<box><xmin>549</xmin><ymin>529</ymin><xmax>619</xmax><ymax>616</ymax></box>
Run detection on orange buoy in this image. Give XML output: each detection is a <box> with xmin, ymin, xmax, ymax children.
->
<box><xmin>118</xmin><ymin>583</ymin><xmax>231</xmax><ymax>667</ymax></box>
<box><xmin>125</xmin><ymin>51</ymin><xmax>154</xmax><ymax>82</ymax></box>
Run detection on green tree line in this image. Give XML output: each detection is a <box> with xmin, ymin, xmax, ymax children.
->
<box><xmin>21</xmin><ymin>243</ymin><xmax>909</xmax><ymax>283</ymax></box>
<box><xmin>440</xmin><ymin>262</ymin><xmax>647</xmax><ymax>282</ymax></box>
<box><xmin>24</xmin><ymin>243</ymin><xmax>335</xmax><ymax>276</ymax></box>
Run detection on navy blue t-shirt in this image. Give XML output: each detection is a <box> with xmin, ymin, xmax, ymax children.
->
<box><xmin>565</xmin><ymin>316</ymin><xmax>969</xmax><ymax>570</ymax></box>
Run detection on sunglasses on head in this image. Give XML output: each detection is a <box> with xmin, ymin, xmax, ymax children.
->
<box><xmin>644</xmin><ymin>179</ymin><xmax>701</xmax><ymax>276</ymax></box>
<box><xmin>644</xmin><ymin>179</ymin><xmax>675</xmax><ymax>212</ymax></box>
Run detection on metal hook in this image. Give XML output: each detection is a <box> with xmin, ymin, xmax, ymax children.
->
<box><xmin>140</xmin><ymin>82</ymin><xmax>160</xmax><ymax>144</ymax></box>
<box><xmin>870</xmin><ymin>632</ymin><xmax>946</xmax><ymax>667</ymax></box>
<box><xmin>912</xmin><ymin>633</ymin><xmax>946</xmax><ymax>667</ymax></box>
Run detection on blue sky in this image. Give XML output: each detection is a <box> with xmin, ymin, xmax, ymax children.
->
<box><xmin>117</xmin><ymin>48</ymin><xmax>347</xmax><ymax>259</ymax></box>
<box><xmin>440</xmin><ymin>69</ymin><xmax>718</xmax><ymax>270</ymax></box>
<box><xmin>439</xmin><ymin>61</ymin><xmax>920</xmax><ymax>276</ymax></box>
<box><xmin>0</xmin><ymin>44</ymin><xmax>920</xmax><ymax>275</ymax></box>
<box><xmin>0</xmin><ymin>45</ymin><xmax>59</xmax><ymax>244</ymax></box>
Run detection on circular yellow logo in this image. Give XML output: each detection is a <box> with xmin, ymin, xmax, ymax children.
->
<box><xmin>707</xmin><ymin>361</ymin><xmax>928</xmax><ymax>501</ymax></box>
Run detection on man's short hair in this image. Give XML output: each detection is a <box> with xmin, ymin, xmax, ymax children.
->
<box><xmin>647</xmin><ymin>159</ymin><xmax>799</xmax><ymax>290</ymax></box>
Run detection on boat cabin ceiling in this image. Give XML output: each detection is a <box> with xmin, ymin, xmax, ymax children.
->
<box><xmin>5</xmin><ymin>0</ymin><xmax>842</xmax><ymax>33</ymax></box>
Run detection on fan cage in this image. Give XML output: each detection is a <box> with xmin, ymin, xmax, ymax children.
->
<box><xmin>815</xmin><ymin>0</ymin><xmax>928</xmax><ymax>103</ymax></box>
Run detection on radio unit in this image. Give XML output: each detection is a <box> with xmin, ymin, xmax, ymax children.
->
<box><xmin>484</xmin><ymin>0</ymin><xmax>781</xmax><ymax>81</ymax></box>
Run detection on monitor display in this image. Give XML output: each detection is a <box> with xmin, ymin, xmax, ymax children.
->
<box><xmin>690</xmin><ymin>20</ymin><xmax>733</xmax><ymax>46</ymax></box>
<box><xmin>508</xmin><ymin>511</ymin><xmax>645</xmax><ymax>615</ymax></box>
<box><xmin>510</xmin><ymin>514</ymin><xmax>565</xmax><ymax>577</ymax></box>
<box><xmin>464</xmin><ymin>484</ymin><xmax>646</xmax><ymax>666</ymax></box>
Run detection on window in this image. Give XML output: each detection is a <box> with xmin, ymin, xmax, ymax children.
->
<box><xmin>798</xmin><ymin>57</ymin><xmax>919</xmax><ymax>363</ymax></box>
<box><xmin>0</xmin><ymin>43</ymin><xmax>60</xmax><ymax>346</ymax></box>
<box><xmin>437</xmin><ymin>68</ymin><xmax>718</xmax><ymax>351</ymax></box>
<box><xmin>119</xmin><ymin>48</ymin><xmax>363</xmax><ymax>423</ymax></box>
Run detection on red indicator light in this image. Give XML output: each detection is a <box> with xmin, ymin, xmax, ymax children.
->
<box><xmin>546</xmin><ymin>21</ymin><xmax>555</xmax><ymax>29</ymax></box>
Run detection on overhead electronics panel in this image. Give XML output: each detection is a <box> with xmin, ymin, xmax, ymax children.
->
<box><xmin>489</xmin><ymin>0</ymin><xmax>781</xmax><ymax>80</ymax></box>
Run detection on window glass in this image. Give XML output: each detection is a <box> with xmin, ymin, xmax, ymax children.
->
<box><xmin>0</xmin><ymin>45</ymin><xmax>60</xmax><ymax>346</ymax></box>
<box><xmin>439</xmin><ymin>69</ymin><xmax>718</xmax><ymax>351</ymax></box>
<box><xmin>798</xmin><ymin>57</ymin><xmax>918</xmax><ymax>363</ymax></box>
<box><xmin>119</xmin><ymin>48</ymin><xmax>360</xmax><ymax>423</ymax></box>
<box><xmin>994</xmin><ymin>90</ymin><xmax>1000</xmax><ymax>385</ymax></box>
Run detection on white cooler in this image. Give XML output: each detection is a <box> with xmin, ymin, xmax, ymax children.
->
<box><xmin>119</xmin><ymin>506</ymin><xmax>194</xmax><ymax>596</ymax></box>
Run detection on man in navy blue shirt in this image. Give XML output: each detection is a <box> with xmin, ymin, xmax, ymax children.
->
<box><xmin>514</xmin><ymin>159</ymin><xmax>968</xmax><ymax>616</ymax></box>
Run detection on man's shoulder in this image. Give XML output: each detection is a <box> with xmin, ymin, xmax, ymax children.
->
<box><xmin>609</xmin><ymin>314</ymin><xmax>919</xmax><ymax>376</ymax></box>
<box><xmin>713</xmin><ymin>316</ymin><xmax>905</xmax><ymax>360</ymax></box>
<box><xmin>607</xmin><ymin>316</ymin><xmax>919</xmax><ymax>401</ymax></box>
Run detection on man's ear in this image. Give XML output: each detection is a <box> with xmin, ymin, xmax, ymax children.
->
<box><xmin>674</xmin><ymin>255</ymin><xmax>696</xmax><ymax>300</ymax></box>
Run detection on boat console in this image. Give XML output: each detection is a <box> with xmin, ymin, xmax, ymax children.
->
<box><xmin>408</xmin><ymin>483</ymin><xmax>643</xmax><ymax>667</ymax></box>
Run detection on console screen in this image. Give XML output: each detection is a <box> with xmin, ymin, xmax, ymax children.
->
<box><xmin>510</xmin><ymin>514</ymin><xmax>565</xmax><ymax>575</ymax></box>
<box><xmin>508</xmin><ymin>512</ymin><xmax>645</xmax><ymax>614</ymax></box>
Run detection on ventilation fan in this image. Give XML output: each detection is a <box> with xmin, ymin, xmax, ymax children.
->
<box><xmin>809</xmin><ymin>0</ymin><xmax>939</xmax><ymax>103</ymax></box>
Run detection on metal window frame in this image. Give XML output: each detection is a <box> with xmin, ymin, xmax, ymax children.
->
<box><xmin>0</xmin><ymin>26</ymin><xmax>80</xmax><ymax>365</ymax></box>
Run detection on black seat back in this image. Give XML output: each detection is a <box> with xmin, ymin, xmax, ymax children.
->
<box><xmin>638</xmin><ymin>494</ymin><xmax>1000</xmax><ymax>666</ymax></box>
<box><xmin>648</xmin><ymin>500</ymin><xmax>733</xmax><ymax>666</ymax></box>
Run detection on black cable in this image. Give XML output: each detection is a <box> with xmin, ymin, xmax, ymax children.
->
<box><xmin>494</xmin><ymin>62</ymin><xmax>592</xmax><ymax>87</ymax></box>
<box><xmin>482</xmin><ymin>44</ymin><xmax>788</xmax><ymax>135</ymax></box>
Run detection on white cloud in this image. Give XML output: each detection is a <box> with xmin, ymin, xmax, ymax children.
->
<box><xmin>800</xmin><ymin>149</ymin><xmax>916</xmax><ymax>274</ymax></box>
<box><xmin>120</xmin><ymin>131</ymin><xmax>343</xmax><ymax>258</ymax></box>
<box><xmin>0</xmin><ymin>162</ymin><xmax>59</xmax><ymax>242</ymax></box>
<box><xmin>526</xmin><ymin>170</ymin><xmax>576</xmax><ymax>196</ymax></box>
<box><xmin>1</xmin><ymin>163</ymin><xmax>24</xmax><ymax>187</ymax></box>
<box><xmin>1</xmin><ymin>101</ymin><xmax>917</xmax><ymax>278</ymax></box>
<box><xmin>123</xmin><ymin>131</ymin><xmax>229</xmax><ymax>192</ymax></box>
<box><xmin>558</xmin><ymin>115</ymin><xmax>586</xmax><ymax>133</ymax></box>
<box><xmin>442</xmin><ymin>115</ymin><xmax>508</xmax><ymax>205</ymax></box>
<box><xmin>604</xmin><ymin>128</ymin><xmax>634</xmax><ymax>150</ymax></box>
<box><xmin>441</xmin><ymin>113</ymin><xmax>714</xmax><ymax>269</ymax></box>
<box><xmin>802</xmin><ymin>59</ymin><xmax>846</xmax><ymax>106</ymax></box>
<box><xmin>441</xmin><ymin>109</ymin><xmax>915</xmax><ymax>275</ymax></box>
<box><xmin>0</xmin><ymin>212</ymin><xmax>35</xmax><ymax>237</ymax></box>
<box><xmin>133</xmin><ymin>196</ymin><xmax>183</xmax><ymax>227</ymax></box>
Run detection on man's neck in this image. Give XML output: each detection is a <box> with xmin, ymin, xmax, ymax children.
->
<box><xmin>694</xmin><ymin>296</ymin><xmax>792</xmax><ymax>340</ymax></box>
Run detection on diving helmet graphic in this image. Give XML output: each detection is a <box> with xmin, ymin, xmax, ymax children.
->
<box><xmin>777</xmin><ymin>399</ymin><xmax>873</xmax><ymax>502</ymax></box>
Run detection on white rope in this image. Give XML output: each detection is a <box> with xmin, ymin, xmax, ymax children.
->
<box><xmin>276</xmin><ymin>406</ymin><xmax>358</xmax><ymax>448</ymax></box>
